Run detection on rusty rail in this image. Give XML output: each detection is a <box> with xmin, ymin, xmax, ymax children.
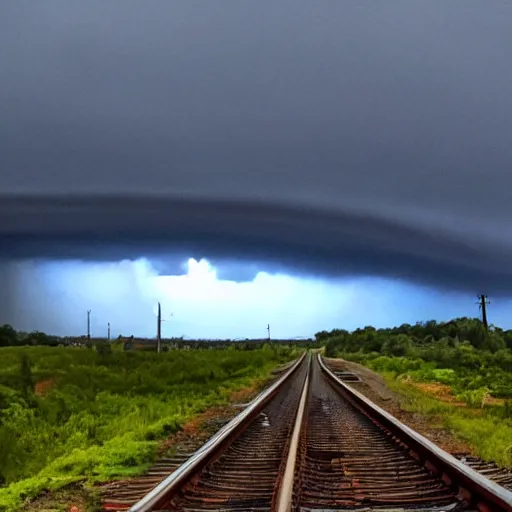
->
<box><xmin>318</xmin><ymin>354</ymin><xmax>512</xmax><ymax>512</ymax></box>
<box><xmin>127</xmin><ymin>351</ymin><xmax>307</xmax><ymax>512</ymax></box>
<box><xmin>118</xmin><ymin>352</ymin><xmax>511</xmax><ymax>512</ymax></box>
<box><xmin>275</xmin><ymin>357</ymin><xmax>310</xmax><ymax>512</ymax></box>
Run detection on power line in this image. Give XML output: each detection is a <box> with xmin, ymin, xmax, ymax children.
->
<box><xmin>157</xmin><ymin>302</ymin><xmax>161</xmax><ymax>353</ymax></box>
<box><xmin>476</xmin><ymin>295</ymin><xmax>490</xmax><ymax>330</ymax></box>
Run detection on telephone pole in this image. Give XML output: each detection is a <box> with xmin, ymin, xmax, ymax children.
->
<box><xmin>157</xmin><ymin>302</ymin><xmax>162</xmax><ymax>353</ymax></box>
<box><xmin>87</xmin><ymin>310</ymin><xmax>91</xmax><ymax>341</ymax></box>
<box><xmin>477</xmin><ymin>295</ymin><xmax>490</xmax><ymax>330</ymax></box>
<box><xmin>107</xmin><ymin>322</ymin><xmax>111</xmax><ymax>341</ymax></box>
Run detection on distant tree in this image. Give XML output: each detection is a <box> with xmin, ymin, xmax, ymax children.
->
<box><xmin>315</xmin><ymin>331</ymin><xmax>330</xmax><ymax>342</ymax></box>
<box><xmin>0</xmin><ymin>324</ymin><xmax>17</xmax><ymax>346</ymax></box>
<box><xmin>481</xmin><ymin>330</ymin><xmax>506</xmax><ymax>352</ymax></box>
<box><xmin>324</xmin><ymin>340</ymin><xmax>339</xmax><ymax>358</ymax></box>
<box><xmin>503</xmin><ymin>331</ymin><xmax>512</xmax><ymax>350</ymax></box>
<box><xmin>26</xmin><ymin>331</ymin><xmax>59</xmax><ymax>346</ymax></box>
<box><xmin>382</xmin><ymin>334</ymin><xmax>412</xmax><ymax>357</ymax></box>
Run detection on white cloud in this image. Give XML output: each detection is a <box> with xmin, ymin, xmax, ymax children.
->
<box><xmin>3</xmin><ymin>257</ymin><xmax>501</xmax><ymax>338</ymax></box>
<box><xmin>152</xmin><ymin>258</ymin><xmax>359</xmax><ymax>338</ymax></box>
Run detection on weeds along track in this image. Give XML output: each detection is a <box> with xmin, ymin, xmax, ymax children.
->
<box><xmin>123</xmin><ymin>354</ymin><xmax>512</xmax><ymax>512</ymax></box>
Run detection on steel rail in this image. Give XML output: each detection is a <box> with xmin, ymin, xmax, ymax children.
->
<box><xmin>318</xmin><ymin>354</ymin><xmax>512</xmax><ymax>512</ymax></box>
<box><xmin>128</xmin><ymin>351</ymin><xmax>307</xmax><ymax>512</ymax></box>
<box><xmin>275</xmin><ymin>357</ymin><xmax>310</xmax><ymax>512</ymax></box>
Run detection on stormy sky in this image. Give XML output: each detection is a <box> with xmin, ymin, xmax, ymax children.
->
<box><xmin>1</xmin><ymin>2</ymin><xmax>512</xmax><ymax>337</ymax></box>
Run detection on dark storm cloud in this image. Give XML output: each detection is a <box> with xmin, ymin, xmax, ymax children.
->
<box><xmin>1</xmin><ymin>195</ymin><xmax>512</xmax><ymax>295</ymax></box>
<box><xmin>1</xmin><ymin>2</ymin><xmax>512</xmax><ymax>293</ymax></box>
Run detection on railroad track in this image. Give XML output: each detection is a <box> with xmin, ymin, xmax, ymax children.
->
<box><xmin>104</xmin><ymin>353</ymin><xmax>512</xmax><ymax>512</ymax></box>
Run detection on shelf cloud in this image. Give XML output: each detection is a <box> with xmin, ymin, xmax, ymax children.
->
<box><xmin>1</xmin><ymin>2</ymin><xmax>511</xmax><ymax>334</ymax></box>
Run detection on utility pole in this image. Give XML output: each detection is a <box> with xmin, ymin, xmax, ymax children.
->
<box><xmin>157</xmin><ymin>302</ymin><xmax>162</xmax><ymax>353</ymax></box>
<box><xmin>477</xmin><ymin>295</ymin><xmax>490</xmax><ymax>330</ymax></box>
<box><xmin>87</xmin><ymin>310</ymin><xmax>91</xmax><ymax>341</ymax></box>
<box><xmin>107</xmin><ymin>322</ymin><xmax>111</xmax><ymax>341</ymax></box>
<box><xmin>267</xmin><ymin>324</ymin><xmax>271</xmax><ymax>341</ymax></box>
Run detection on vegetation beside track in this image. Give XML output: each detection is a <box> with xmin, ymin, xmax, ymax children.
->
<box><xmin>317</xmin><ymin>317</ymin><xmax>512</xmax><ymax>468</ymax></box>
<box><xmin>0</xmin><ymin>344</ymin><xmax>299</xmax><ymax>511</ymax></box>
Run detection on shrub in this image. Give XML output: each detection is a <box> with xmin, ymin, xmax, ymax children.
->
<box><xmin>0</xmin><ymin>345</ymin><xmax>298</xmax><ymax>510</ymax></box>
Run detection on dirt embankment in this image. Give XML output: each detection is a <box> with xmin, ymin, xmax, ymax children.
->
<box><xmin>34</xmin><ymin>377</ymin><xmax>57</xmax><ymax>396</ymax></box>
<box><xmin>324</xmin><ymin>357</ymin><xmax>471</xmax><ymax>454</ymax></box>
<box><xmin>158</xmin><ymin>381</ymin><xmax>266</xmax><ymax>457</ymax></box>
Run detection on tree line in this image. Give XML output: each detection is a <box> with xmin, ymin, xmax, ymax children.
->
<box><xmin>0</xmin><ymin>325</ymin><xmax>61</xmax><ymax>347</ymax></box>
<box><xmin>316</xmin><ymin>317</ymin><xmax>512</xmax><ymax>355</ymax></box>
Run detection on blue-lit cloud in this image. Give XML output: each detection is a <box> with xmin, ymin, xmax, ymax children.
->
<box><xmin>1</xmin><ymin>3</ymin><xmax>512</xmax><ymax>336</ymax></box>
<box><xmin>2</xmin><ymin>257</ymin><xmax>506</xmax><ymax>339</ymax></box>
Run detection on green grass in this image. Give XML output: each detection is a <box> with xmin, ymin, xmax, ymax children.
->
<box><xmin>0</xmin><ymin>344</ymin><xmax>299</xmax><ymax>511</ymax></box>
<box><xmin>319</xmin><ymin>319</ymin><xmax>512</xmax><ymax>470</ymax></box>
<box><xmin>364</xmin><ymin>368</ymin><xmax>512</xmax><ymax>468</ymax></box>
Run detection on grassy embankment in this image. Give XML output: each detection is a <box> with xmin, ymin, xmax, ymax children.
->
<box><xmin>318</xmin><ymin>318</ymin><xmax>512</xmax><ymax>467</ymax></box>
<box><xmin>0</xmin><ymin>344</ymin><xmax>299</xmax><ymax>511</ymax></box>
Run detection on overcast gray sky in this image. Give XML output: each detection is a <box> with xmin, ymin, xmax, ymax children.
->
<box><xmin>1</xmin><ymin>2</ymin><xmax>512</xmax><ymax>335</ymax></box>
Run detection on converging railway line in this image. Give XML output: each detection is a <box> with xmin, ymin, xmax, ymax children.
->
<box><xmin>104</xmin><ymin>353</ymin><xmax>512</xmax><ymax>512</ymax></box>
